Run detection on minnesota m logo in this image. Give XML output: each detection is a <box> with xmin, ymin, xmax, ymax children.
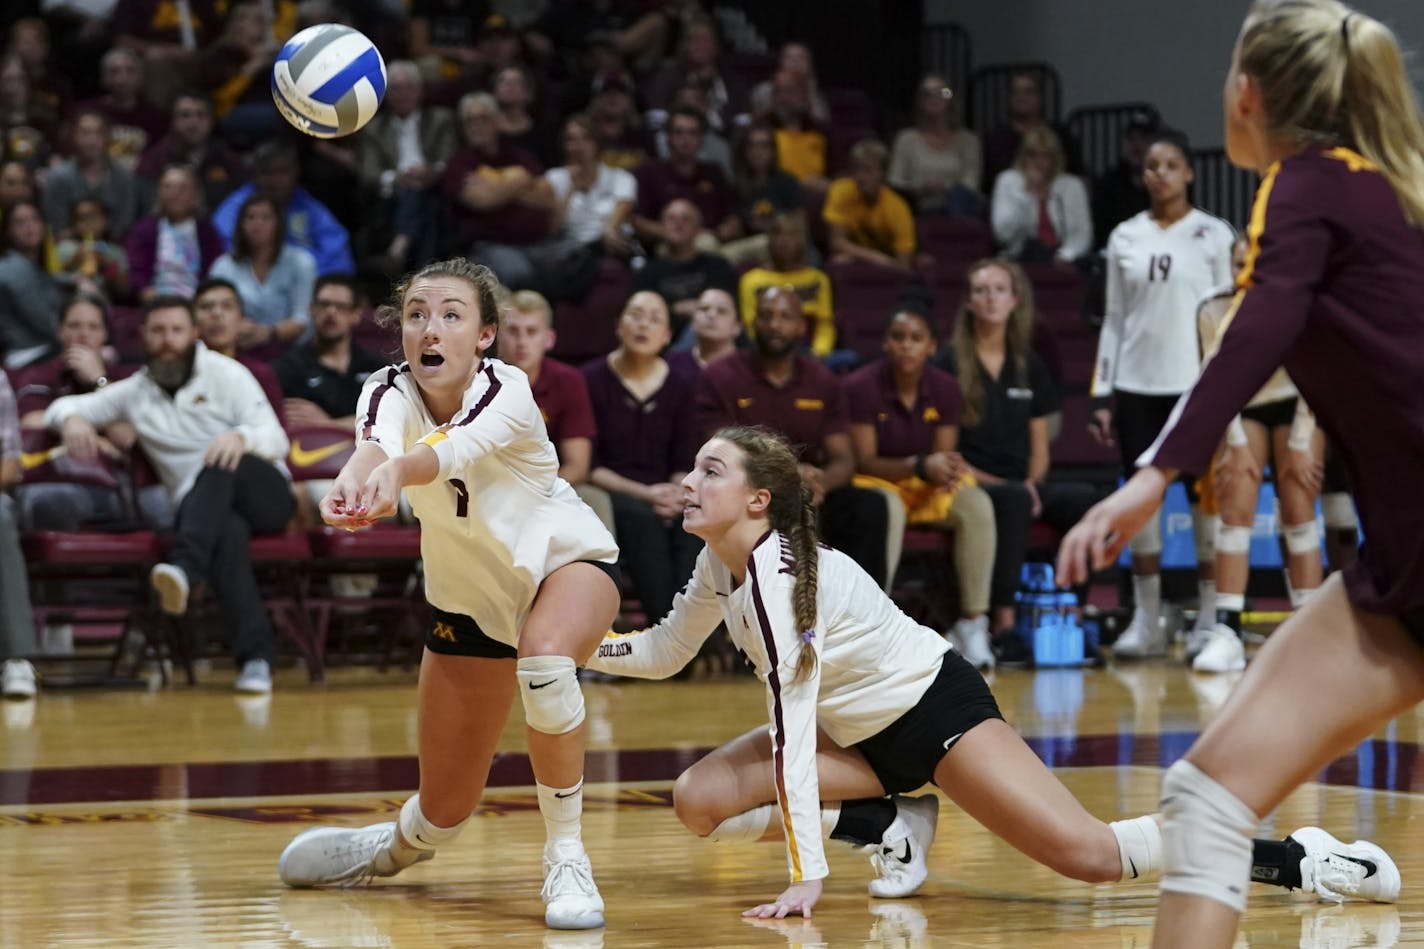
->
<box><xmin>432</xmin><ymin>621</ymin><xmax>457</xmax><ymax>642</ymax></box>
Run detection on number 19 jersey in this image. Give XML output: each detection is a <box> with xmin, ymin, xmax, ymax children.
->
<box><xmin>355</xmin><ymin>358</ymin><xmax>619</xmax><ymax>647</ymax></box>
<box><xmin>1093</xmin><ymin>208</ymin><xmax>1236</xmax><ymax>397</ymax></box>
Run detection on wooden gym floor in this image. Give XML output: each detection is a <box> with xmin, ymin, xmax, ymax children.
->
<box><xmin>2</xmin><ymin>659</ymin><xmax>1422</xmax><ymax>948</ymax></box>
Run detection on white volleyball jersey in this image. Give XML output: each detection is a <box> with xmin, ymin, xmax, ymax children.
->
<box><xmin>355</xmin><ymin>358</ymin><xmax>618</xmax><ymax>645</ymax></box>
<box><xmin>1093</xmin><ymin>209</ymin><xmax>1236</xmax><ymax>397</ymax></box>
<box><xmin>584</xmin><ymin>531</ymin><xmax>950</xmax><ymax>883</ymax></box>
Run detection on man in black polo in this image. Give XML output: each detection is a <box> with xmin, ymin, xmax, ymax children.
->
<box><xmin>274</xmin><ymin>275</ymin><xmax>387</xmax><ymax>434</ymax></box>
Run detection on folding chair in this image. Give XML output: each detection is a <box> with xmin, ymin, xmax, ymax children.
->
<box><xmin>288</xmin><ymin>427</ymin><xmax>426</xmax><ymax>672</ymax></box>
<box><xmin>17</xmin><ymin>428</ymin><xmax>168</xmax><ymax>685</ymax></box>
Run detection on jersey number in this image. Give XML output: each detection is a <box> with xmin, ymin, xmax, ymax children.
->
<box><xmin>1148</xmin><ymin>254</ymin><xmax>1173</xmax><ymax>282</ymax></box>
<box><xmin>450</xmin><ymin>478</ymin><xmax>469</xmax><ymax>518</ymax></box>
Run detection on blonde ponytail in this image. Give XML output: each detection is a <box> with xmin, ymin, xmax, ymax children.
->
<box><xmin>1241</xmin><ymin>0</ymin><xmax>1424</xmax><ymax>226</ymax></box>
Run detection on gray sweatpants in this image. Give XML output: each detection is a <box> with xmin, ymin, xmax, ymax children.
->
<box><xmin>0</xmin><ymin>494</ymin><xmax>36</xmax><ymax>660</ymax></box>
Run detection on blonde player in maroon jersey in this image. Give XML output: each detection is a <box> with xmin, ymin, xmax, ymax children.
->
<box><xmin>1059</xmin><ymin>2</ymin><xmax>1424</xmax><ymax>945</ymax></box>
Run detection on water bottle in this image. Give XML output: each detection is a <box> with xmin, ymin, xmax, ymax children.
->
<box><xmin>1054</xmin><ymin>591</ymin><xmax>1085</xmax><ymax>665</ymax></box>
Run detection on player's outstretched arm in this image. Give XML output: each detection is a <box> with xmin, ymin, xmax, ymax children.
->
<box><xmin>321</xmin><ymin>442</ymin><xmax>392</xmax><ymax>529</ymax></box>
<box><xmin>1058</xmin><ymin>466</ymin><xmax>1172</xmax><ymax>585</ymax></box>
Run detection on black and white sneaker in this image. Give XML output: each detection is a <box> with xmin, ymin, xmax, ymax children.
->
<box><xmin>868</xmin><ymin>794</ymin><xmax>938</xmax><ymax>898</ymax></box>
<box><xmin>1291</xmin><ymin>826</ymin><xmax>1401</xmax><ymax>903</ymax></box>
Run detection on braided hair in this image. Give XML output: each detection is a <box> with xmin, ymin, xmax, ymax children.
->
<box><xmin>716</xmin><ymin>426</ymin><xmax>820</xmax><ymax>683</ymax></box>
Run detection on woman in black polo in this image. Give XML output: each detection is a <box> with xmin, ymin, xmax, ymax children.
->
<box><xmin>937</xmin><ymin>258</ymin><xmax>1100</xmax><ymax>652</ymax></box>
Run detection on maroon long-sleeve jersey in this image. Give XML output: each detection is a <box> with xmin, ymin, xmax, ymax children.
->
<box><xmin>1143</xmin><ymin>146</ymin><xmax>1424</xmax><ymax>614</ymax></box>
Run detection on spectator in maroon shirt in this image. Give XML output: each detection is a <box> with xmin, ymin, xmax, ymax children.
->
<box><xmin>0</xmin><ymin>53</ymin><xmax>53</xmax><ymax>171</ymax></box>
<box><xmin>444</xmin><ymin>91</ymin><xmax>554</xmax><ymax>283</ymax></box>
<box><xmin>192</xmin><ymin>277</ymin><xmax>287</xmax><ymax>425</ymax></box>
<box><xmin>78</xmin><ymin>47</ymin><xmax>168</xmax><ymax>172</ymax></box>
<box><xmin>844</xmin><ymin>307</ymin><xmax>998</xmax><ymax>669</ymax></box>
<box><xmin>583</xmin><ymin>290</ymin><xmax>701</xmax><ymax>624</ymax></box>
<box><xmin>135</xmin><ymin>91</ymin><xmax>245</xmax><ymax>212</ymax></box>
<box><xmin>642</xmin><ymin>16</ymin><xmax>748</xmax><ymax>137</ymax></box>
<box><xmin>496</xmin><ymin>289</ymin><xmax>595</xmax><ymax>488</ymax></box>
<box><xmin>587</xmin><ymin>71</ymin><xmax>654</xmax><ymax>173</ymax></box>
<box><xmin>666</xmin><ymin>286</ymin><xmax>741</xmax><ymax>376</ymax></box>
<box><xmin>5</xmin><ymin>18</ymin><xmax>66</xmax><ymax>133</ymax></box>
<box><xmin>695</xmin><ymin>286</ymin><xmax>890</xmax><ymax>586</ymax></box>
<box><xmin>13</xmin><ymin>292</ymin><xmax>133</xmax><ymax>426</ymax></box>
<box><xmin>493</xmin><ymin>63</ymin><xmax>557</xmax><ymax>169</ymax></box>
<box><xmin>981</xmin><ymin>70</ymin><xmax>1082</xmax><ymax>192</ymax></box>
<box><xmin>10</xmin><ymin>293</ymin><xmax>144</xmax><ymax>531</ymax></box>
<box><xmin>632</xmin><ymin>107</ymin><xmax>739</xmax><ymax>246</ymax></box>
<box><xmin>198</xmin><ymin>0</ymin><xmax>282</xmax><ymax>148</ymax></box>
<box><xmin>631</xmin><ymin>199</ymin><xmax>737</xmax><ymax>338</ymax></box>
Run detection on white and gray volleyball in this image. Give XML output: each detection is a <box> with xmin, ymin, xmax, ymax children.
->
<box><xmin>271</xmin><ymin>24</ymin><xmax>386</xmax><ymax>139</ymax></box>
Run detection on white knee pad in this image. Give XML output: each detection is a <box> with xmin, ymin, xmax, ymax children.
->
<box><xmin>1322</xmin><ymin>493</ymin><xmax>1359</xmax><ymax>531</ymax></box>
<box><xmin>1129</xmin><ymin>514</ymin><xmax>1162</xmax><ymax>557</ymax></box>
<box><xmin>1159</xmin><ymin>760</ymin><xmax>1259</xmax><ymax>913</ymax></box>
<box><xmin>708</xmin><ymin>804</ymin><xmax>774</xmax><ymax>843</ymax></box>
<box><xmin>1192</xmin><ymin>511</ymin><xmax>1218</xmax><ymax>564</ymax></box>
<box><xmin>517</xmin><ymin>655</ymin><xmax>585</xmax><ymax>735</ymax></box>
<box><xmin>1281</xmin><ymin>520</ymin><xmax>1321</xmax><ymax>556</ymax></box>
<box><xmin>399</xmin><ymin>793</ymin><xmax>471</xmax><ymax>851</ymax></box>
<box><xmin>1215</xmin><ymin>523</ymin><xmax>1252</xmax><ymax>555</ymax></box>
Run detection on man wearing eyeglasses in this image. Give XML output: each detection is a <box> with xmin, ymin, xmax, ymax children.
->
<box><xmin>274</xmin><ymin>275</ymin><xmax>386</xmax><ymax>432</ymax></box>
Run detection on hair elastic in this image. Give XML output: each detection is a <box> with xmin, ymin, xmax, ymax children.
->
<box><xmin>799</xmin><ymin>629</ymin><xmax>816</xmax><ymax>644</ymax></box>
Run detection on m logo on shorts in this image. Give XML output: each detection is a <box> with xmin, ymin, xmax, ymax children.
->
<box><xmin>432</xmin><ymin>621</ymin><xmax>457</xmax><ymax>642</ymax></box>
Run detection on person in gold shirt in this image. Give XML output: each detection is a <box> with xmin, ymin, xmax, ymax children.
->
<box><xmin>824</xmin><ymin>140</ymin><xmax>917</xmax><ymax>272</ymax></box>
<box><xmin>739</xmin><ymin>212</ymin><xmax>834</xmax><ymax>357</ymax></box>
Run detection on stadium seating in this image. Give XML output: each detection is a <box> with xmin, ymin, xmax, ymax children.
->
<box><xmin>17</xmin><ymin>428</ymin><xmax>168</xmax><ymax>683</ymax></box>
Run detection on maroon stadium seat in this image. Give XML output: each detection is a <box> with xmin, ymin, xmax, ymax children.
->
<box><xmin>552</xmin><ymin>258</ymin><xmax>631</xmax><ymax>365</ymax></box>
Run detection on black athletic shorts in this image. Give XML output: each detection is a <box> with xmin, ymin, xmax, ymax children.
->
<box><xmin>1114</xmin><ymin>390</ymin><xmax>1198</xmax><ymax>498</ymax></box>
<box><xmin>852</xmin><ymin>649</ymin><xmax>1004</xmax><ymax>795</ymax></box>
<box><xmin>424</xmin><ymin>559</ymin><xmax>624</xmax><ymax>658</ymax></box>
<box><xmin>1240</xmin><ymin>396</ymin><xmax>1297</xmax><ymax>429</ymax></box>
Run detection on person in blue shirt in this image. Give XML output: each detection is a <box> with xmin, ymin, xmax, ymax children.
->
<box><xmin>212</xmin><ymin>141</ymin><xmax>354</xmax><ymax>276</ymax></box>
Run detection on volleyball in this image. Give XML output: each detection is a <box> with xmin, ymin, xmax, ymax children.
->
<box><xmin>271</xmin><ymin>24</ymin><xmax>387</xmax><ymax>139</ymax></box>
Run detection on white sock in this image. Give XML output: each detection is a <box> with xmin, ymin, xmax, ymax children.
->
<box><xmin>1110</xmin><ymin>815</ymin><xmax>1163</xmax><ymax>881</ymax></box>
<box><xmin>1131</xmin><ymin>574</ymin><xmax>1162</xmax><ymax>626</ymax></box>
<box><xmin>397</xmin><ymin>793</ymin><xmax>469</xmax><ymax>852</ymax></box>
<box><xmin>537</xmin><ymin>780</ymin><xmax>584</xmax><ymax>845</ymax></box>
<box><xmin>1289</xmin><ymin>587</ymin><xmax>1318</xmax><ymax>608</ymax></box>
<box><xmin>1195</xmin><ymin>580</ymin><xmax>1217</xmax><ymax>630</ymax></box>
<box><xmin>1216</xmin><ymin>592</ymin><xmax>1245</xmax><ymax>613</ymax></box>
